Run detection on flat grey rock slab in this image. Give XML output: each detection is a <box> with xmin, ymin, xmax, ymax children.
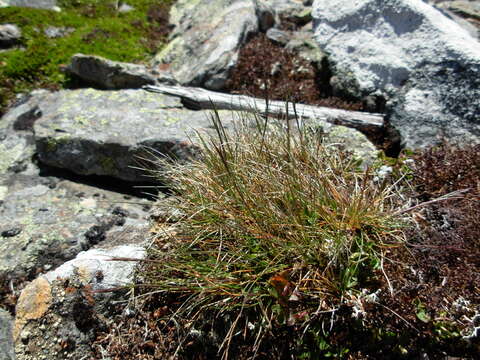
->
<box><xmin>31</xmin><ymin>88</ymin><xmax>238</xmax><ymax>182</ymax></box>
<box><xmin>312</xmin><ymin>0</ymin><xmax>480</xmax><ymax>148</ymax></box>
<box><xmin>0</xmin><ymin>91</ymin><xmax>152</xmax><ymax>281</ymax></box>
<box><xmin>152</xmin><ymin>0</ymin><xmax>265</xmax><ymax>90</ymax></box>
<box><xmin>0</xmin><ymin>174</ymin><xmax>151</xmax><ymax>282</ymax></box>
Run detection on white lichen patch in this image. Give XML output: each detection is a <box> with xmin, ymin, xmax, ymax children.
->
<box><xmin>0</xmin><ymin>143</ymin><xmax>25</xmax><ymax>173</ymax></box>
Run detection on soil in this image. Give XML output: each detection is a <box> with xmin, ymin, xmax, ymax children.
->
<box><xmin>226</xmin><ymin>33</ymin><xmax>364</xmax><ymax>112</ymax></box>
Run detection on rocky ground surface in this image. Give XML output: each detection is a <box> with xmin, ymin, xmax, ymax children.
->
<box><xmin>0</xmin><ymin>0</ymin><xmax>479</xmax><ymax>359</ymax></box>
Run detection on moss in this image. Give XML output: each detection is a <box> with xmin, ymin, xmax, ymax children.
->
<box><xmin>44</xmin><ymin>138</ymin><xmax>58</xmax><ymax>152</ymax></box>
<box><xmin>0</xmin><ymin>0</ymin><xmax>174</xmax><ymax>116</ymax></box>
<box><xmin>44</xmin><ymin>135</ymin><xmax>70</xmax><ymax>152</ymax></box>
<box><xmin>99</xmin><ymin>156</ymin><xmax>116</xmax><ymax>173</ymax></box>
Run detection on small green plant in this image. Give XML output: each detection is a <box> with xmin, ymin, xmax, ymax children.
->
<box><xmin>143</xmin><ymin>110</ymin><xmax>407</xmax><ymax>358</ymax></box>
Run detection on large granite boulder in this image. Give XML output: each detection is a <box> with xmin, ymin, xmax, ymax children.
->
<box><xmin>31</xmin><ymin>89</ymin><xmax>240</xmax><ymax>182</ymax></box>
<box><xmin>312</xmin><ymin>0</ymin><xmax>480</xmax><ymax>148</ymax></box>
<box><xmin>152</xmin><ymin>0</ymin><xmax>270</xmax><ymax>90</ymax></box>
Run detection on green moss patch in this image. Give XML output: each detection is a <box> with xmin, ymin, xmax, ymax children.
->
<box><xmin>0</xmin><ymin>0</ymin><xmax>173</xmax><ymax>115</ymax></box>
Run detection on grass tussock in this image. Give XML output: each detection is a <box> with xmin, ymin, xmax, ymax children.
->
<box><xmin>141</xmin><ymin>111</ymin><xmax>408</xmax><ymax>357</ymax></box>
<box><xmin>93</xmin><ymin>127</ymin><xmax>479</xmax><ymax>359</ymax></box>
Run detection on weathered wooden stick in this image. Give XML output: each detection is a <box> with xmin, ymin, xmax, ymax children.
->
<box><xmin>143</xmin><ymin>84</ymin><xmax>385</xmax><ymax>130</ymax></box>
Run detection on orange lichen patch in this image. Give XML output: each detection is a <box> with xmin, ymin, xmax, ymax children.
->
<box><xmin>14</xmin><ymin>277</ymin><xmax>52</xmax><ymax>341</ymax></box>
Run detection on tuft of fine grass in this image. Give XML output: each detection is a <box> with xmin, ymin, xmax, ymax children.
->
<box><xmin>144</xmin><ymin>111</ymin><xmax>407</xmax><ymax>357</ymax></box>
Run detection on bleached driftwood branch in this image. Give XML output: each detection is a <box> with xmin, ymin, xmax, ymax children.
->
<box><xmin>143</xmin><ymin>84</ymin><xmax>384</xmax><ymax>131</ymax></box>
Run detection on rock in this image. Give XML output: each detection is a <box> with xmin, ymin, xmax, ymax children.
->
<box><xmin>0</xmin><ymin>91</ymin><xmax>151</xmax><ymax>282</ymax></box>
<box><xmin>302</xmin><ymin>120</ymin><xmax>379</xmax><ymax>166</ymax></box>
<box><xmin>284</xmin><ymin>30</ymin><xmax>326</xmax><ymax>70</ymax></box>
<box><xmin>266</xmin><ymin>27</ymin><xmax>290</xmax><ymax>45</ymax></box>
<box><xmin>14</xmin><ymin>245</ymin><xmax>144</xmax><ymax>359</ymax></box>
<box><xmin>118</xmin><ymin>3</ymin><xmax>134</xmax><ymax>13</ymax></box>
<box><xmin>0</xmin><ymin>309</ymin><xmax>15</xmax><ymax>360</ymax></box>
<box><xmin>67</xmin><ymin>54</ymin><xmax>159</xmax><ymax>90</ymax></box>
<box><xmin>0</xmin><ymin>174</ymin><xmax>151</xmax><ymax>282</ymax></box>
<box><xmin>0</xmin><ymin>90</ymin><xmax>48</xmax><ymax>175</ymax></box>
<box><xmin>152</xmin><ymin>0</ymin><xmax>267</xmax><ymax>90</ymax></box>
<box><xmin>0</xmin><ymin>86</ymin><xmax>161</xmax><ymax>359</ymax></box>
<box><xmin>0</xmin><ymin>125</ymin><xmax>34</xmax><ymax>175</ymax></box>
<box><xmin>0</xmin><ymin>0</ymin><xmax>59</xmax><ymax>11</ymax></box>
<box><xmin>0</xmin><ymin>24</ymin><xmax>21</xmax><ymax>48</ymax></box>
<box><xmin>14</xmin><ymin>277</ymin><xmax>52</xmax><ymax>341</ymax></box>
<box><xmin>448</xmin><ymin>0</ymin><xmax>480</xmax><ymax>20</ymax></box>
<box><xmin>387</xmin><ymin>61</ymin><xmax>480</xmax><ymax>148</ymax></box>
<box><xmin>42</xmin><ymin>244</ymin><xmax>145</xmax><ymax>292</ymax></box>
<box><xmin>429</xmin><ymin>1</ymin><xmax>480</xmax><ymax>39</ymax></box>
<box><xmin>324</xmin><ymin>126</ymin><xmax>379</xmax><ymax>166</ymax></box>
<box><xmin>312</xmin><ymin>0</ymin><xmax>480</xmax><ymax>97</ymax></box>
<box><xmin>43</xmin><ymin>26</ymin><xmax>74</xmax><ymax>39</ymax></box>
<box><xmin>31</xmin><ymin>88</ymin><xmax>238</xmax><ymax>182</ymax></box>
<box><xmin>266</xmin><ymin>0</ymin><xmax>312</xmax><ymax>26</ymax></box>
<box><xmin>265</xmin><ymin>29</ymin><xmax>327</xmax><ymax>70</ymax></box>
<box><xmin>312</xmin><ymin>0</ymin><xmax>480</xmax><ymax>148</ymax></box>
